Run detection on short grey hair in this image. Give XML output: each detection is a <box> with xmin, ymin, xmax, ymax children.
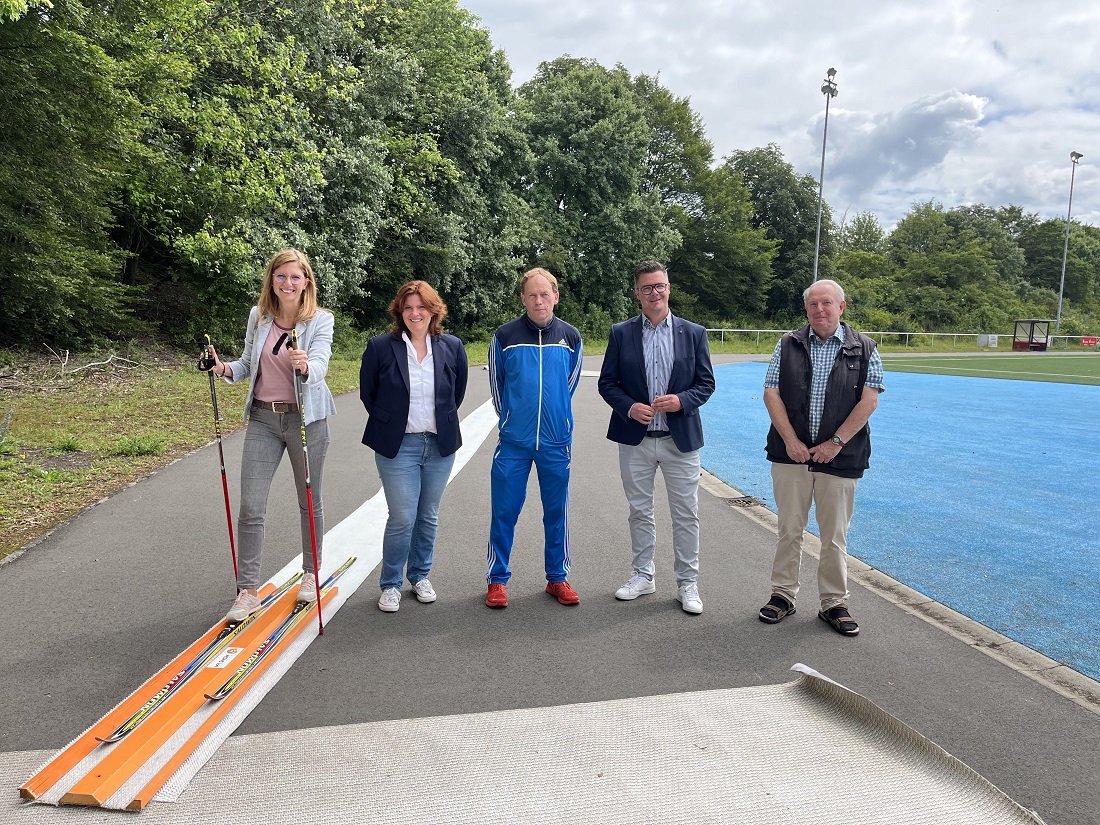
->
<box><xmin>803</xmin><ymin>279</ymin><xmax>845</xmax><ymax>305</ymax></box>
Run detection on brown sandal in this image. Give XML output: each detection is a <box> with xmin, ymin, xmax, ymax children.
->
<box><xmin>759</xmin><ymin>595</ymin><xmax>795</xmax><ymax>624</ymax></box>
<box><xmin>818</xmin><ymin>606</ymin><xmax>859</xmax><ymax>636</ymax></box>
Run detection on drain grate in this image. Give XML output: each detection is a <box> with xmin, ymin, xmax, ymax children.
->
<box><xmin>726</xmin><ymin>495</ymin><xmax>766</xmax><ymax>508</ymax></box>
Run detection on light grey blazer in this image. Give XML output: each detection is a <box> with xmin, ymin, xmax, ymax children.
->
<box><xmin>222</xmin><ymin>306</ymin><xmax>337</xmax><ymax>426</ymax></box>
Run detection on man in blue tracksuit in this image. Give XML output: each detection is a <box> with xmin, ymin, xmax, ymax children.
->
<box><xmin>485</xmin><ymin>268</ymin><xmax>584</xmax><ymax>609</ymax></box>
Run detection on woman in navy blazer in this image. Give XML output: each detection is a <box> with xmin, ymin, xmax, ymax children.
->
<box><xmin>360</xmin><ymin>281</ymin><xmax>468</xmax><ymax>612</ymax></box>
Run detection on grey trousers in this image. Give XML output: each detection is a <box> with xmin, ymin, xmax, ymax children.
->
<box><xmin>236</xmin><ymin>407</ymin><xmax>329</xmax><ymax>590</ymax></box>
<box><xmin>617</xmin><ymin>438</ymin><xmax>701</xmax><ymax>585</ymax></box>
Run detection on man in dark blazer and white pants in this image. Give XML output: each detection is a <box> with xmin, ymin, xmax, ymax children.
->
<box><xmin>598</xmin><ymin>260</ymin><xmax>715</xmax><ymax>613</ymax></box>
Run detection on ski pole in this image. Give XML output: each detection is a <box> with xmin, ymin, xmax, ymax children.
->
<box><xmin>287</xmin><ymin>329</ymin><xmax>325</xmax><ymax>633</ymax></box>
<box><xmin>200</xmin><ymin>334</ymin><xmax>238</xmax><ymax>581</ymax></box>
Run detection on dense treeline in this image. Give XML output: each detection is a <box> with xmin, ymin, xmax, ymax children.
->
<box><xmin>3</xmin><ymin>0</ymin><xmax>1098</xmax><ymax>350</ymax></box>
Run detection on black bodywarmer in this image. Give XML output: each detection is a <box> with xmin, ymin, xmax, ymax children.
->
<box><xmin>765</xmin><ymin>322</ymin><xmax>876</xmax><ymax>479</ymax></box>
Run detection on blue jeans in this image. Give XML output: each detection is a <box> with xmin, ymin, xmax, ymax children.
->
<box><xmin>237</xmin><ymin>407</ymin><xmax>329</xmax><ymax>590</ymax></box>
<box><xmin>376</xmin><ymin>432</ymin><xmax>455</xmax><ymax>591</ymax></box>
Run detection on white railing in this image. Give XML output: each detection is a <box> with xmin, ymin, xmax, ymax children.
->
<box><xmin>706</xmin><ymin>329</ymin><xmax>1100</xmax><ymax>350</ymax></box>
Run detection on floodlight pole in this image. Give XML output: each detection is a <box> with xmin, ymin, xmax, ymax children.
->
<box><xmin>812</xmin><ymin>68</ymin><xmax>838</xmax><ymax>283</ymax></box>
<box><xmin>1055</xmin><ymin>151</ymin><xmax>1082</xmax><ymax>334</ymax></box>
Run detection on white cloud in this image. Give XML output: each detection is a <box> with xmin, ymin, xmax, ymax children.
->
<box><xmin>460</xmin><ymin>0</ymin><xmax>1100</xmax><ymax>228</ymax></box>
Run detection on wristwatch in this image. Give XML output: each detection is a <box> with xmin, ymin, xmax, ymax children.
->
<box><xmin>830</xmin><ymin>435</ymin><xmax>845</xmax><ymax>447</ymax></box>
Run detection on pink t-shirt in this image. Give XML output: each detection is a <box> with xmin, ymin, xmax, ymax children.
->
<box><xmin>253</xmin><ymin>323</ymin><xmax>297</xmax><ymax>403</ymax></box>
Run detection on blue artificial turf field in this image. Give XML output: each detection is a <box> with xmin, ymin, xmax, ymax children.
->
<box><xmin>700</xmin><ymin>362</ymin><xmax>1100</xmax><ymax>680</ymax></box>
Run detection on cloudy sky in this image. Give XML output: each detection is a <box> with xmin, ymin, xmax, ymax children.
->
<box><xmin>459</xmin><ymin>0</ymin><xmax>1099</xmax><ymax>230</ymax></box>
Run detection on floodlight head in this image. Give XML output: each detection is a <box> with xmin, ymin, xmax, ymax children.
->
<box><xmin>1070</xmin><ymin>151</ymin><xmax>1083</xmax><ymax>161</ymax></box>
<box><xmin>827</xmin><ymin>67</ymin><xmax>837</xmax><ymax>78</ymax></box>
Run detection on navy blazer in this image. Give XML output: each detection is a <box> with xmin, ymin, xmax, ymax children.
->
<box><xmin>598</xmin><ymin>314</ymin><xmax>715</xmax><ymax>453</ymax></box>
<box><xmin>360</xmin><ymin>333</ymin><xmax>468</xmax><ymax>459</ymax></box>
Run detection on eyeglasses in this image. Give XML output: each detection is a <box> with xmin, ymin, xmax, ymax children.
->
<box><xmin>274</xmin><ymin>273</ymin><xmax>306</xmax><ymax>284</ymax></box>
<box><xmin>638</xmin><ymin>283</ymin><xmax>669</xmax><ymax>295</ymax></box>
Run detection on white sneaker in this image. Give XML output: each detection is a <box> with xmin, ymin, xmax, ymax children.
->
<box><xmin>226</xmin><ymin>590</ymin><xmax>262</xmax><ymax>622</ymax></box>
<box><xmin>615</xmin><ymin>573</ymin><xmax>656</xmax><ymax>600</ymax></box>
<box><xmin>412</xmin><ymin>579</ymin><xmax>437</xmax><ymax>603</ymax></box>
<box><xmin>378</xmin><ymin>587</ymin><xmax>401</xmax><ymax>613</ymax></box>
<box><xmin>677</xmin><ymin>582</ymin><xmax>703</xmax><ymax>614</ymax></box>
<box><xmin>297</xmin><ymin>572</ymin><xmax>317</xmax><ymax>603</ymax></box>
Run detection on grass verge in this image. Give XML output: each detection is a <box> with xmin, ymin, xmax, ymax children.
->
<box><xmin>0</xmin><ymin>347</ymin><xmax>362</xmax><ymax>561</ymax></box>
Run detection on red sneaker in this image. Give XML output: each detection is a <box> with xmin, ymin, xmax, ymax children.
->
<box><xmin>486</xmin><ymin>583</ymin><xmax>508</xmax><ymax>608</ymax></box>
<box><xmin>546</xmin><ymin>580</ymin><xmax>580</xmax><ymax>605</ymax></box>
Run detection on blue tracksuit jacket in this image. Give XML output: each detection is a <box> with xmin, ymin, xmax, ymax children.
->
<box><xmin>489</xmin><ymin>314</ymin><xmax>583</xmax><ymax>449</ymax></box>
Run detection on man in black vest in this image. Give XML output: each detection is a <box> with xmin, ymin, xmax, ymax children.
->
<box><xmin>758</xmin><ymin>280</ymin><xmax>884</xmax><ymax>636</ymax></box>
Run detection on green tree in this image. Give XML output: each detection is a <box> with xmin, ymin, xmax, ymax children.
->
<box><xmin>0</xmin><ymin>0</ymin><xmax>49</xmax><ymax>22</ymax></box>
<box><xmin>886</xmin><ymin>201</ymin><xmax>1012</xmax><ymax>330</ymax></box>
<box><xmin>1019</xmin><ymin>219</ymin><xmax>1096</xmax><ymax>307</ymax></box>
<box><xmin>517</xmin><ymin>57</ymin><xmax>677</xmax><ymax>328</ymax></box>
<box><xmin>346</xmin><ymin>0</ymin><xmax>532</xmax><ymax>336</ymax></box>
<box><xmin>994</xmin><ymin>204</ymin><xmax>1041</xmax><ymax>240</ymax></box>
<box><xmin>630</xmin><ymin>73</ymin><xmax>778</xmax><ymax>323</ymax></box>
<box><xmin>832</xmin><ymin>250</ymin><xmax>898</xmax><ymax>331</ymax></box>
<box><xmin>726</xmin><ymin>144</ymin><xmax>829</xmax><ymax>318</ymax></box>
<box><xmin>256</xmin><ymin>0</ymin><xmax>413</xmax><ymax>318</ymax></box>
<box><xmin>838</xmin><ymin>211</ymin><xmax>885</xmax><ymax>254</ymax></box>
<box><xmin>0</xmin><ymin>0</ymin><xmax>144</xmax><ymax>346</ymax></box>
<box><xmin>114</xmin><ymin>0</ymin><xmax>338</xmax><ymax>343</ymax></box>
<box><xmin>946</xmin><ymin>204</ymin><xmax>1026</xmax><ymax>289</ymax></box>
<box><xmin>668</xmin><ymin>166</ymin><xmax>776</xmax><ymax>323</ymax></box>
<box><xmin>631</xmin><ymin>74</ymin><xmax>712</xmax><ymax>213</ymax></box>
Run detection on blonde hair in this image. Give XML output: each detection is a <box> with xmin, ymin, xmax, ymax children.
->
<box><xmin>388</xmin><ymin>280</ymin><xmax>448</xmax><ymax>337</ymax></box>
<box><xmin>257</xmin><ymin>249</ymin><xmax>321</xmax><ymax>325</ymax></box>
<box><xmin>519</xmin><ymin>267</ymin><xmax>559</xmax><ymax>294</ymax></box>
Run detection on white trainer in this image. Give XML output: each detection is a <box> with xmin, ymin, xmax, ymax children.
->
<box><xmin>296</xmin><ymin>572</ymin><xmax>317</xmax><ymax>603</ymax></box>
<box><xmin>226</xmin><ymin>590</ymin><xmax>262</xmax><ymax>622</ymax></box>
<box><xmin>615</xmin><ymin>573</ymin><xmax>656</xmax><ymax>600</ymax></box>
<box><xmin>412</xmin><ymin>579</ymin><xmax>437</xmax><ymax>603</ymax></box>
<box><xmin>677</xmin><ymin>582</ymin><xmax>703</xmax><ymax>614</ymax></box>
<box><xmin>378</xmin><ymin>587</ymin><xmax>401</xmax><ymax>613</ymax></box>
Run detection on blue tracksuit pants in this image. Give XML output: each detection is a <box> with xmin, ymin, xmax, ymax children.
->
<box><xmin>487</xmin><ymin>439</ymin><xmax>571</xmax><ymax>584</ymax></box>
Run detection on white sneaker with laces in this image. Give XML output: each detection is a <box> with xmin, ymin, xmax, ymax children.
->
<box><xmin>615</xmin><ymin>573</ymin><xmax>656</xmax><ymax>600</ymax></box>
<box><xmin>226</xmin><ymin>590</ymin><xmax>262</xmax><ymax>622</ymax></box>
<box><xmin>378</xmin><ymin>587</ymin><xmax>401</xmax><ymax>613</ymax></box>
<box><xmin>297</xmin><ymin>572</ymin><xmax>317</xmax><ymax>603</ymax></box>
<box><xmin>677</xmin><ymin>582</ymin><xmax>703</xmax><ymax>614</ymax></box>
<box><xmin>412</xmin><ymin>579</ymin><xmax>437</xmax><ymax>603</ymax></box>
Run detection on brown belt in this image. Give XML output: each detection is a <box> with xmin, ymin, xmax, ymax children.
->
<box><xmin>253</xmin><ymin>400</ymin><xmax>299</xmax><ymax>413</ymax></box>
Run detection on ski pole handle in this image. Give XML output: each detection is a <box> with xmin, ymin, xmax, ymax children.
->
<box><xmin>198</xmin><ymin>334</ymin><xmax>216</xmax><ymax>371</ymax></box>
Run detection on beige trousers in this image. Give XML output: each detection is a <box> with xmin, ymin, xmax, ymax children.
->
<box><xmin>769</xmin><ymin>462</ymin><xmax>858</xmax><ymax>612</ymax></box>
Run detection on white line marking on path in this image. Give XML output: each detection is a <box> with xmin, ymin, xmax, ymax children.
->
<box><xmin>271</xmin><ymin>398</ymin><xmax>499</xmax><ymax>609</ymax></box>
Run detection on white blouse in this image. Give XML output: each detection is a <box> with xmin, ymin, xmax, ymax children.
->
<box><xmin>403</xmin><ymin>333</ymin><xmax>437</xmax><ymax>434</ymax></box>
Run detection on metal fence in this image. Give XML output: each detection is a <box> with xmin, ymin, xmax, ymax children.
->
<box><xmin>705</xmin><ymin>329</ymin><xmax>1100</xmax><ymax>350</ymax></box>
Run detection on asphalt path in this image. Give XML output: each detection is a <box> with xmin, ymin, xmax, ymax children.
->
<box><xmin>2</xmin><ymin>354</ymin><xmax>1098</xmax><ymax>824</ymax></box>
